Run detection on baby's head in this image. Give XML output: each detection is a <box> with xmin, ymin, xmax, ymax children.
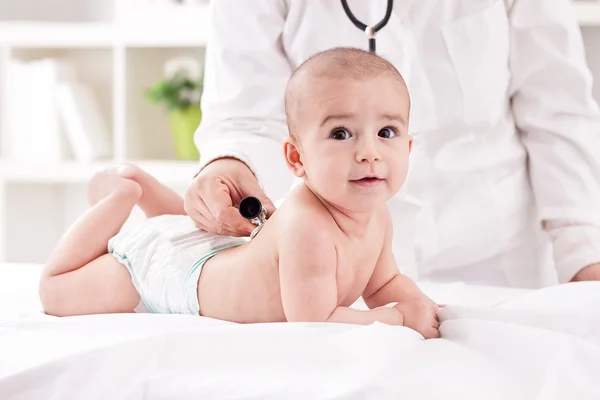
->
<box><xmin>283</xmin><ymin>47</ymin><xmax>412</xmax><ymax>213</ymax></box>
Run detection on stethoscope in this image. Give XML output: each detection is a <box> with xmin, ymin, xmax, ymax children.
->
<box><xmin>239</xmin><ymin>196</ymin><xmax>268</xmax><ymax>239</ymax></box>
<box><xmin>341</xmin><ymin>0</ymin><xmax>394</xmax><ymax>53</ymax></box>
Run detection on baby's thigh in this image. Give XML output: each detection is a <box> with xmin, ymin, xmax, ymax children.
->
<box><xmin>42</xmin><ymin>254</ymin><xmax>140</xmax><ymax>316</ymax></box>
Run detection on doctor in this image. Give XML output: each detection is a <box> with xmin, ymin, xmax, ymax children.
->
<box><xmin>184</xmin><ymin>0</ymin><xmax>600</xmax><ymax>288</ymax></box>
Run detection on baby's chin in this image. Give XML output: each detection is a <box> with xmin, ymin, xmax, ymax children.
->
<box><xmin>323</xmin><ymin>193</ymin><xmax>391</xmax><ymax>214</ymax></box>
<box><xmin>304</xmin><ymin>179</ymin><xmax>393</xmax><ymax>212</ymax></box>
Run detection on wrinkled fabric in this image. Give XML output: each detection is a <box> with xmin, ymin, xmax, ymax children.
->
<box><xmin>1</xmin><ymin>263</ymin><xmax>600</xmax><ymax>400</ymax></box>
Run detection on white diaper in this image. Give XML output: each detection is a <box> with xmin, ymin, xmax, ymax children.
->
<box><xmin>107</xmin><ymin>214</ymin><xmax>248</xmax><ymax>315</ymax></box>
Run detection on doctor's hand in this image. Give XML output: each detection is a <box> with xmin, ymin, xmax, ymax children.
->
<box><xmin>184</xmin><ymin>158</ymin><xmax>276</xmax><ymax>237</ymax></box>
<box><xmin>571</xmin><ymin>263</ymin><xmax>600</xmax><ymax>282</ymax></box>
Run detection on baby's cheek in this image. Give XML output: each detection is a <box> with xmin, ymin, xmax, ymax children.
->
<box><xmin>307</xmin><ymin>159</ymin><xmax>338</xmax><ymax>191</ymax></box>
<box><xmin>320</xmin><ymin>168</ymin><xmax>342</xmax><ymax>191</ymax></box>
<box><xmin>397</xmin><ymin>163</ymin><xmax>409</xmax><ymax>182</ymax></box>
<box><xmin>323</xmin><ymin>166</ymin><xmax>347</xmax><ymax>196</ymax></box>
<box><xmin>389</xmin><ymin>163</ymin><xmax>409</xmax><ymax>191</ymax></box>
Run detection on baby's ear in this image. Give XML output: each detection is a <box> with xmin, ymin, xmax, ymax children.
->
<box><xmin>283</xmin><ymin>137</ymin><xmax>305</xmax><ymax>178</ymax></box>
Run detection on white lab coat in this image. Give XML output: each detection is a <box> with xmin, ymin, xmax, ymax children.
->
<box><xmin>194</xmin><ymin>0</ymin><xmax>600</xmax><ymax>288</ymax></box>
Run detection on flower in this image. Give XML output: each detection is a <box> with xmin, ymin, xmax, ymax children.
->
<box><xmin>164</xmin><ymin>56</ymin><xmax>201</xmax><ymax>81</ymax></box>
<box><xmin>180</xmin><ymin>89</ymin><xmax>201</xmax><ymax>103</ymax></box>
<box><xmin>145</xmin><ymin>56</ymin><xmax>204</xmax><ymax>112</ymax></box>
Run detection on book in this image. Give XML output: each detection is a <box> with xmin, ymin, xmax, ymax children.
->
<box><xmin>6</xmin><ymin>58</ymin><xmax>73</xmax><ymax>162</ymax></box>
<box><xmin>6</xmin><ymin>57</ymin><xmax>112</xmax><ymax>163</ymax></box>
<box><xmin>55</xmin><ymin>81</ymin><xmax>112</xmax><ymax>163</ymax></box>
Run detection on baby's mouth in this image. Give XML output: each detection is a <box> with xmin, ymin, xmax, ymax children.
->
<box><xmin>350</xmin><ymin>177</ymin><xmax>384</xmax><ymax>187</ymax></box>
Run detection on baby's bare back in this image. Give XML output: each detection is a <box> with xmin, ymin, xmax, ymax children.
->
<box><xmin>196</xmin><ymin>184</ymin><xmax>387</xmax><ymax>324</ymax></box>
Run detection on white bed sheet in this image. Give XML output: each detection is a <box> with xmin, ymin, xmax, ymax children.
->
<box><xmin>1</xmin><ymin>263</ymin><xmax>599</xmax><ymax>399</ymax></box>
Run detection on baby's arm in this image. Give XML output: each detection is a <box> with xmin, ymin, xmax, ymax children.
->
<box><xmin>362</xmin><ymin>210</ymin><xmax>440</xmax><ymax>338</ymax></box>
<box><xmin>362</xmin><ymin>210</ymin><xmax>425</xmax><ymax>309</ymax></box>
<box><xmin>278</xmin><ymin>213</ymin><xmax>403</xmax><ymax>326</ymax></box>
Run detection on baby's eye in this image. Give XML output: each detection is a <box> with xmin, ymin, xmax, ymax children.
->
<box><xmin>330</xmin><ymin>128</ymin><xmax>351</xmax><ymax>140</ymax></box>
<box><xmin>378</xmin><ymin>127</ymin><xmax>397</xmax><ymax>139</ymax></box>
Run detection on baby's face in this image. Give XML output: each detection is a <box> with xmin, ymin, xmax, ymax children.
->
<box><xmin>290</xmin><ymin>75</ymin><xmax>412</xmax><ymax>212</ymax></box>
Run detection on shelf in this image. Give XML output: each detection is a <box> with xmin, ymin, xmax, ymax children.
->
<box><xmin>0</xmin><ymin>21</ymin><xmax>208</xmax><ymax>48</ymax></box>
<box><xmin>0</xmin><ymin>4</ymin><xmax>595</xmax><ymax>50</ymax></box>
<box><xmin>0</xmin><ymin>160</ymin><xmax>199</xmax><ymax>185</ymax></box>
<box><xmin>574</xmin><ymin>2</ymin><xmax>600</xmax><ymax>26</ymax></box>
<box><xmin>116</xmin><ymin>2</ymin><xmax>210</xmax><ymax>47</ymax></box>
<box><xmin>118</xmin><ymin>24</ymin><xmax>208</xmax><ymax>48</ymax></box>
<box><xmin>0</xmin><ymin>22</ymin><xmax>114</xmax><ymax>48</ymax></box>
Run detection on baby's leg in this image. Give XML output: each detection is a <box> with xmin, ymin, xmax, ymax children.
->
<box><xmin>91</xmin><ymin>163</ymin><xmax>185</xmax><ymax>218</ymax></box>
<box><xmin>39</xmin><ymin>172</ymin><xmax>143</xmax><ymax>316</ymax></box>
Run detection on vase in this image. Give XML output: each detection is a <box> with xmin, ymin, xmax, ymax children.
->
<box><xmin>169</xmin><ymin>106</ymin><xmax>202</xmax><ymax>160</ymax></box>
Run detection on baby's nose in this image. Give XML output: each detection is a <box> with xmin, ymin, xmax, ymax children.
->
<box><xmin>356</xmin><ymin>142</ymin><xmax>381</xmax><ymax>163</ymax></box>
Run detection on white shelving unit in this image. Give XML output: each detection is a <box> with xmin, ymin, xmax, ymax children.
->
<box><xmin>0</xmin><ymin>159</ymin><xmax>199</xmax><ymax>184</ymax></box>
<box><xmin>0</xmin><ymin>0</ymin><xmax>210</xmax><ymax>263</ymax></box>
<box><xmin>574</xmin><ymin>1</ymin><xmax>600</xmax><ymax>26</ymax></box>
<box><xmin>0</xmin><ymin>0</ymin><xmax>599</xmax><ymax>265</ymax></box>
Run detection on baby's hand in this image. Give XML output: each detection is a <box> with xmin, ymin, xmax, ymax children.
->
<box><xmin>394</xmin><ymin>296</ymin><xmax>440</xmax><ymax>339</ymax></box>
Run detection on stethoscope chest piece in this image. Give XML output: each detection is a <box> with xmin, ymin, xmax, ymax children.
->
<box><xmin>238</xmin><ymin>196</ymin><xmax>267</xmax><ymax>239</ymax></box>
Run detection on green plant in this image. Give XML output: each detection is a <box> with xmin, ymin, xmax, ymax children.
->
<box><xmin>145</xmin><ymin>57</ymin><xmax>204</xmax><ymax>112</ymax></box>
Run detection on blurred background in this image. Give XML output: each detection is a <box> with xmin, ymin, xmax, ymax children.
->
<box><xmin>0</xmin><ymin>0</ymin><xmax>599</xmax><ymax>265</ymax></box>
<box><xmin>0</xmin><ymin>0</ymin><xmax>209</xmax><ymax>264</ymax></box>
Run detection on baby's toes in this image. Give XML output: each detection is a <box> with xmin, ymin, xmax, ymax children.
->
<box><xmin>115</xmin><ymin>163</ymin><xmax>142</xmax><ymax>180</ymax></box>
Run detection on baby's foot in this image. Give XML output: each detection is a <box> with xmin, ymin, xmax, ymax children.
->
<box><xmin>115</xmin><ymin>163</ymin><xmax>158</xmax><ymax>191</ymax></box>
<box><xmin>87</xmin><ymin>166</ymin><xmax>143</xmax><ymax>206</ymax></box>
<box><xmin>114</xmin><ymin>163</ymin><xmax>184</xmax><ymax>217</ymax></box>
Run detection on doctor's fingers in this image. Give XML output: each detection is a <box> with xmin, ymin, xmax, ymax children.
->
<box><xmin>184</xmin><ymin>190</ymin><xmax>238</xmax><ymax>236</ymax></box>
<box><xmin>238</xmin><ymin>177</ymin><xmax>277</xmax><ymax>218</ymax></box>
<box><xmin>183</xmin><ymin>186</ymin><xmax>211</xmax><ymax>223</ymax></box>
<box><xmin>186</xmin><ymin>177</ymin><xmax>254</xmax><ymax>236</ymax></box>
<box><xmin>260</xmin><ymin>196</ymin><xmax>276</xmax><ymax>218</ymax></box>
<box><xmin>213</xmin><ymin>207</ymin><xmax>256</xmax><ymax>237</ymax></box>
<box><xmin>186</xmin><ymin>197</ymin><xmax>213</xmax><ymax>227</ymax></box>
<box><xmin>189</xmin><ymin>207</ymin><xmax>245</xmax><ymax>237</ymax></box>
<box><xmin>194</xmin><ymin>199</ymin><xmax>248</xmax><ymax>237</ymax></box>
<box><xmin>189</xmin><ymin>212</ymin><xmax>212</xmax><ymax>232</ymax></box>
<box><xmin>185</xmin><ymin>199</ymin><xmax>214</xmax><ymax>232</ymax></box>
<box><xmin>197</xmin><ymin>180</ymin><xmax>255</xmax><ymax>236</ymax></box>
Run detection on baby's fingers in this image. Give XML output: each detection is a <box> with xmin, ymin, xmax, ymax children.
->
<box><xmin>420</xmin><ymin>324</ymin><xmax>440</xmax><ymax>339</ymax></box>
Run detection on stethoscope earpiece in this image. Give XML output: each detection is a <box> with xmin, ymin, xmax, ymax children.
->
<box><xmin>238</xmin><ymin>196</ymin><xmax>267</xmax><ymax>239</ymax></box>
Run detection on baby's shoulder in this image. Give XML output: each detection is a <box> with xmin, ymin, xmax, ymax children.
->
<box><xmin>274</xmin><ymin>186</ymin><xmax>333</xmax><ymax>236</ymax></box>
<box><xmin>273</xmin><ymin>190</ymin><xmax>337</xmax><ymax>265</ymax></box>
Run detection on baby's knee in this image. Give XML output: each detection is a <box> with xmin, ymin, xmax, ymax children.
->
<box><xmin>114</xmin><ymin>177</ymin><xmax>143</xmax><ymax>201</ymax></box>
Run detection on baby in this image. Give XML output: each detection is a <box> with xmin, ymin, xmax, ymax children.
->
<box><xmin>39</xmin><ymin>47</ymin><xmax>440</xmax><ymax>339</ymax></box>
